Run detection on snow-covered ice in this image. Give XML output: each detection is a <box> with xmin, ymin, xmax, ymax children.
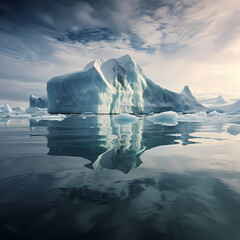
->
<box><xmin>113</xmin><ymin>113</ymin><xmax>138</xmax><ymax>125</ymax></box>
<box><xmin>147</xmin><ymin>111</ymin><xmax>178</xmax><ymax>126</ymax></box>
<box><xmin>47</xmin><ymin>55</ymin><xmax>205</xmax><ymax>114</ymax></box>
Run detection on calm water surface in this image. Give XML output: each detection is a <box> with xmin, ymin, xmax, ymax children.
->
<box><xmin>0</xmin><ymin>115</ymin><xmax>240</xmax><ymax>240</ymax></box>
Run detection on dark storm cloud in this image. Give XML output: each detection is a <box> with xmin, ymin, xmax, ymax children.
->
<box><xmin>0</xmin><ymin>0</ymin><xmax>131</xmax><ymax>33</ymax></box>
<box><xmin>0</xmin><ymin>0</ymin><xmax>161</xmax><ymax>68</ymax></box>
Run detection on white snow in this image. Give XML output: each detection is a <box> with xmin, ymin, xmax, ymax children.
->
<box><xmin>147</xmin><ymin>111</ymin><xmax>178</xmax><ymax>126</ymax></box>
<box><xmin>47</xmin><ymin>55</ymin><xmax>205</xmax><ymax>114</ymax></box>
<box><xmin>113</xmin><ymin>113</ymin><xmax>138</xmax><ymax>125</ymax></box>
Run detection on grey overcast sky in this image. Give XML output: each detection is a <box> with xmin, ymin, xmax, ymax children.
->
<box><xmin>1</xmin><ymin>0</ymin><xmax>240</xmax><ymax>107</ymax></box>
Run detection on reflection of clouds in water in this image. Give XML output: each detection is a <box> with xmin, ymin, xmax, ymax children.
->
<box><xmin>1</xmin><ymin>171</ymin><xmax>240</xmax><ymax>240</ymax></box>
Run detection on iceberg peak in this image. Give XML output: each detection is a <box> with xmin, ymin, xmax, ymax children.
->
<box><xmin>84</xmin><ymin>58</ymin><xmax>105</xmax><ymax>71</ymax></box>
<box><xmin>181</xmin><ymin>85</ymin><xmax>196</xmax><ymax>101</ymax></box>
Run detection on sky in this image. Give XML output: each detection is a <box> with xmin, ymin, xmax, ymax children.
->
<box><xmin>0</xmin><ymin>0</ymin><xmax>240</xmax><ymax>107</ymax></box>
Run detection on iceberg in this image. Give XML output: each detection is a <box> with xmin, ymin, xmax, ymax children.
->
<box><xmin>0</xmin><ymin>103</ymin><xmax>12</xmax><ymax>116</ymax></box>
<box><xmin>11</xmin><ymin>107</ymin><xmax>25</xmax><ymax>114</ymax></box>
<box><xmin>113</xmin><ymin>113</ymin><xmax>138</xmax><ymax>125</ymax></box>
<box><xmin>147</xmin><ymin>111</ymin><xmax>178</xmax><ymax>126</ymax></box>
<box><xmin>47</xmin><ymin>54</ymin><xmax>206</xmax><ymax>114</ymax></box>
<box><xmin>25</xmin><ymin>107</ymin><xmax>48</xmax><ymax>116</ymax></box>
<box><xmin>29</xmin><ymin>95</ymin><xmax>48</xmax><ymax>108</ymax></box>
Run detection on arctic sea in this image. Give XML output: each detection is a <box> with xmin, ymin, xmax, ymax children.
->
<box><xmin>0</xmin><ymin>115</ymin><xmax>240</xmax><ymax>240</ymax></box>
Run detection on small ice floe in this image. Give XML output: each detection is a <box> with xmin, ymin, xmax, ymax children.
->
<box><xmin>227</xmin><ymin>125</ymin><xmax>240</xmax><ymax>136</ymax></box>
<box><xmin>32</xmin><ymin>114</ymin><xmax>66</xmax><ymax>121</ymax></box>
<box><xmin>80</xmin><ymin>112</ymin><xmax>96</xmax><ymax>119</ymax></box>
<box><xmin>113</xmin><ymin>113</ymin><xmax>138</xmax><ymax>125</ymax></box>
<box><xmin>147</xmin><ymin>111</ymin><xmax>178</xmax><ymax>126</ymax></box>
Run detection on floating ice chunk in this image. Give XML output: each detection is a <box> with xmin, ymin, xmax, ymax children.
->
<box><xmin>113</xmin><ymin>113</ymin><xmax>138</xmax><ymax>125</ymax></box>
<box><xmin>0</xmin><ymin>104</ymin><xmax>12</xmax><ymax>116</ymax></box>
<box><xmin>32</xmin><ymin>114</ymin><xmax>66</xmax><ymax>121</ymax></box>
<box><xmin>25</xmin><ymin>107</ymin><xmax>48</xmax><ymax>116</ymax></box>
<box><xmin>10</xmin><ymin>114</ymin><xmax>32</xmax><ymax>119</ymax></box>
<box><xmin>147</xmin><ymin>111</ymin><xmax>178</xmax><ymax>126</ymax></box>
<box><xmin>227</xmin><ymin>125</ymin><xmax>240</xmax><ymax>136</ymax></box>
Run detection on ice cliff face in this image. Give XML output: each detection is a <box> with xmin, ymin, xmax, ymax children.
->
<box><xmin>47</xmin><ymin>54</ymin><xmax>205</xmax><ymax>114</ymax></box>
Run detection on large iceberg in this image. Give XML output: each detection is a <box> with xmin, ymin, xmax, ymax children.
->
<box><xmin>47</xmin><ymin>55</ymin><xmax>205</xmax><ymax>114</ymax></box>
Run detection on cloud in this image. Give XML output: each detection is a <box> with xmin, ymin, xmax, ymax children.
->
<box><xmin>0</xmin><ymin>0</ymin><xmax>240</xmax><ymax>106</ymax></box>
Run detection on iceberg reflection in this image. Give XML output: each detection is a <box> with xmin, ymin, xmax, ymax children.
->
<box><xmin>30</xmin><ymin>115</ymin><xmax>200</xmax><ymax>173</ymax></box>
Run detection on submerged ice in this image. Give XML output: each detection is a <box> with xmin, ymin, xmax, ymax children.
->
<box><xmin>47</xmin><ymin>55</ymin><xmax>205</xmax><ymax>114</ymax></box>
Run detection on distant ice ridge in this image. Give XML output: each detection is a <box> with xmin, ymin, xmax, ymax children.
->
<box><xmin>47</xmin><ymin>54</ymin><xmax>205</xmax><ymax>114</ymax></box>
<box><xmin>177</xmin><ymin>111</ymin><xmax>240</xmax><ymax>123</ymax></box>
<box><xmin>146</xmin><ymin>110</ymin><xmax>240</xmax><ymax>126</ymax></box>
<box><xmin>200</xmin><ymin>95</ymin><xmax>233</xmax><ymax>107</ymax></box>
<box><xmin>210</xmin><ymin>100</ymin><xmax>240</xmax><ymax>114</ymax></box>
<box><xmin>199</xmin><ymin>95</ymin><xmax>240</xmax><ymax>113</ymax></box>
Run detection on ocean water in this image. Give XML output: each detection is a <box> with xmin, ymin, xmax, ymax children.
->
<box><xmin>0</xmin><ymin>115</ymin><xmax>240</xmax><ymax>240</ymax></box>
